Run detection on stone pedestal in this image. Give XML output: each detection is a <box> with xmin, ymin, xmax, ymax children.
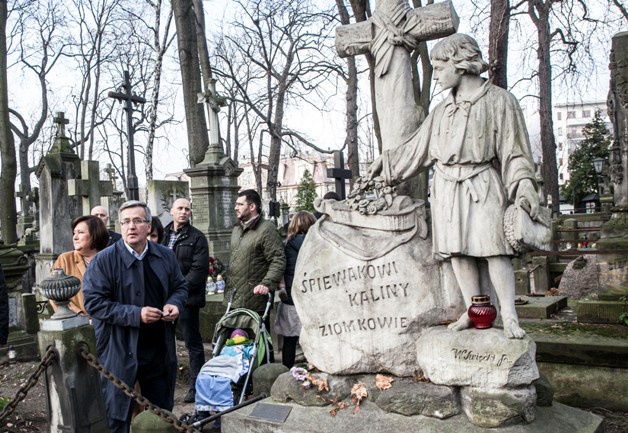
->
<box><xmin>185</xmin><ymin>159</ymin><xmax>243</xmax><ymax>262</ymax></box>
<box><xmin>38</xmin><ymin>321</ymin><xmax>108</xmax><ymax>433</ymax></box>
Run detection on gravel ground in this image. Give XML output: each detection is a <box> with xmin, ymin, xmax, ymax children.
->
<box><xmin>1</xmin><ymin>342</ymin><xmax>626</xmax><ymax>433</ymax></box>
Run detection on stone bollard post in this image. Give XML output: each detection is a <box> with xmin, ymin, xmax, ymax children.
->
<box><xmin>562</xmin><ymin>218</ymin><xmax>578</xmax><ymax>248</ymax></box>
<box><xmin>37</xmin><ymin>270</ymin><xmax>108</xmax><ymax>433</ymax></box>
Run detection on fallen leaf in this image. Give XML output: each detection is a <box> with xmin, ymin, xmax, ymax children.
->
<box><xmin>351</xmin><ymin>383</ymin><xmax>368</xmax><ymax>411</ymax></box>
<box><xmin>375</xmin><ymin>374</ymin><xmax>394</xmax><ymax>391</ymax></box>
<box><xmin>308</xmin><ymin>374</ymin><xmax>329</xmax><ymax>392</ymax></box>
<box><xmin>329</xmin><ymin>401</ymin><xmax>348</xmax><ymax>417</ymax></box>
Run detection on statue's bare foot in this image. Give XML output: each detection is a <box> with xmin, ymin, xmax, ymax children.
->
<box><xmin>503</xmin><ymin>317</ymin><xmax>526</xmax><ymax>339</ymax></box>
<box><xmin>448</xmin><ymin>313</ymin><xmax>472</xmax><ymax>331</ymax></box>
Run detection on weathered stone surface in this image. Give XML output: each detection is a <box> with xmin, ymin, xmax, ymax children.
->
<box><xmin>222</xmin><ymin>399</ymin><xmax>604</xmax><ymax>433</ymax></box>
<box><xmin>270</xmin><ymin>371</ymin><xmax>353</xmax><ymax>406</ymax></box>
<box><xmin>252</xmin><ymin>363</ymin><xmax>289</xmax><ymax>398</ymax></box>
<box><xmin>131</xmin><ymin>410</ymin><xmax>177</xmax><ymax>433</ymax></box>
<box><xmin>416</xmin><ymin>327</ymin><xmax>539</xmax><ymax>388</ymax></box>
<box><xmin>375</xmin><ymin>378</ymin><xmax>460</xmax><ymax>419</ymax></box>
<box><xmin>460</xmin><ymin>385</ymin><xmax>536</xmax><ymax>428</ymax></box>
<box><xmin>293</xmin><ymin>214</ymin><xmax>464</xmax><ymax>376</ymax></box>
<box><xmin>538</xmin><ymin>362</ymin><xmax>628</xmax><ymax>411</ymax></box>
<box><xmin>558</xmin><ymin>255</ymin><xmax>600</xmax><ymax>300</ymax></box>
<box><xmin>534</xmin><ymin>373</ymin><xmax>554</xmax><ymax>407</ymax></box>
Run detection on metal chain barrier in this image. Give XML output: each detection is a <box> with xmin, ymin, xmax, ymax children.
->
<box><xmin>0</xmin><ymin>346</ymin><xmax>57</xmax><ymax>422</ymax></box>
<box><xmin>78</xmin><ymin>345</ymin><xmax>200</xmax><ymax>433</ymax></box>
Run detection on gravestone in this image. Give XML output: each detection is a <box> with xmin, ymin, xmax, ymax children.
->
<box><xmin>185</xmin><ymin>78</ymin><xmax>243</xmax><ymax>262</ymax></box>
<box><xmin>35</xmin><ymin>112</ymin><xmax>81</xmax><ymax>285</ymax></box>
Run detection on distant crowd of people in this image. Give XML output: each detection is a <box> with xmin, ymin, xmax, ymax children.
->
<box><xmin>47</xmin><ymin>188</ymin><xmax>331</xmax><ymax>432</ymax></box>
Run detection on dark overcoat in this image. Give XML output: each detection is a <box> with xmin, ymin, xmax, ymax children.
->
<box><xmin>83</xmin><ymin>240</ymin><xmax>188</xmax><ymax>421</ymax></box>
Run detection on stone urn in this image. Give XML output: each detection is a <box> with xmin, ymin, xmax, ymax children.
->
<box><xmin>38</xmin><ymin>269</ymin><xmax>81</xmax><ymax>320</ymax></box>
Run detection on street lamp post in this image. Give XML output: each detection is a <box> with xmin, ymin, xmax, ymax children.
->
<box><xmin>592</xmin><ymin>156</ymin><xmax>606</xmax><ymax>212</ymax></box>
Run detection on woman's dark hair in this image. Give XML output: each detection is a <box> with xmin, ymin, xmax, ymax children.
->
<box><xmin>150</xmin><ymin>216</ymin><xmax>164</xmax><ymax>243</ymax></box>
<box><xmin>71</xmin><ymin>215</ymin><xmax>109</xmax><ymax>251</ymax></box>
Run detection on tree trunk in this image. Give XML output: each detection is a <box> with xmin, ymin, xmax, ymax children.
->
<box><xmin>489</xmin><ymin>0</ymin><xmax>510</xmax><ymax>89</ymax></box>
<box><xmin>336</xmin><ymin>0</ymin><xmax>360</xmax><ymax>181</ymax></box>
<box><xmin>530</xmin><ymin>0</ymin><xmax>559</xmax><ymax>213</ymax></box>
<box><xmin>172</xmin><ymin>0</ymin><xmax>209</xmax><ymax>166</ymax></box>
<box><xmin>0</xmin><ymin>0</ymin><xmax>17</xmax><ymax>244</ymax></box>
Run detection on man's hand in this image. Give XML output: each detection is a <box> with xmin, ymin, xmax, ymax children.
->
<box><xmin>253</xmin><ymin>285</ymin><xmax>269</xmax><ymax>296</ymax></box>
<box><xmin>140</xmin><ymin>306</ymin><xmax>163</xmax><ymax>324</ymax></box>
<box><xmin>367</xmin><ymin>157</ymin><xmax>383</xmax><ymax>180</ymax></box>
<box><xmin>516</xmin><ymin>178</ymin><xmax>539</xmax><ymax>220</ymax></box>
<box><xmin>161</xmin><ymin>304</ymin><xmax>179</xmax><ymax>322</ymax></box>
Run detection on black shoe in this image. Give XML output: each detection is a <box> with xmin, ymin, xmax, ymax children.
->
<box><xmin>183</xmin><ymin>388</ymin><xmax>196</xmax><ymax>403</ymax></box>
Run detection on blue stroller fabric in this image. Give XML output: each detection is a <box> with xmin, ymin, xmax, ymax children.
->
<box><xmin>195</xmin><ymin>344</ymin><xmax>254</xmax><ymax>412</ymax></box>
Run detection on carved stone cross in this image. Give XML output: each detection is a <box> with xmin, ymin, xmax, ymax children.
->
<box><xmin>67</xmin><ymin>161</ymin><xmax>114</xmax><ymax>216</ymax></box>
<box><xmin>53</xmin><ymin>112</ymin><xmax>70</xmax><ymax>138</ymax></box>
<box><xmin>336</xmin><ymin>0</ymin><xmax>458</xmax><ymax>151</ymax></box>
<box><xmin>197</xmin><ymin>78</ymin><xmax>228</xmax><ymax>165</ymax></box>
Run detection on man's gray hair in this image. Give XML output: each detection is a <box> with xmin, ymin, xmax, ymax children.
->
<box><xmin>118</xmin><ymin>200</ymin><xmax>152</xmax><ymax>221</ymax></box>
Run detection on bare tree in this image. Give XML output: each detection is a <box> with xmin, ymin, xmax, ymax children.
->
<box><xmin>9</xmin><ymin>0</ymin><xmax>65</xmax><ymax>208</ymax></box>
<box><xmin>172</xmin><ymin>0</ymin><xmax>209</xmax><ymax>166</ymax></box>
<box><xmin>0</xmin><ymin>0</ymin><xmax>17</xmax><ymax>243</ymax></box>
<box><xmin>213</xmin><ymin>0</ymin><xmax>340</xmax><ymax>196</ymax></box>
<box><xmin>488</xmin><ymin>0</ymin><xmax>510</xmax><ymax>89</ymax></box>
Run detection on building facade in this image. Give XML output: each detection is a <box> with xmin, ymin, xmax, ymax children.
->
<box><xmin>554</xmin><ymin>101</ymin><xmax>612</xmax><ymax>186</ymax></box>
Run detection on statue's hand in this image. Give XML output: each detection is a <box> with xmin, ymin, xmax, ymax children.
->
<box><xmin>516</xmin><ymin>178</ymin><xmax>539</xmax><ymax>220</ymax></box>
<box><xmin>368</xmin><ymin>157</ymin><xmax>383</xmax><ymax>180</ymax></box>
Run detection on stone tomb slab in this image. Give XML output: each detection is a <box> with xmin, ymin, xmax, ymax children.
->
<box><xmin>221</xmin><ymin>399</ymin><xmax>604</xmax><ymax>433</ymax></box>
<box><xmin>576</xmin><ymin>300</ymin><xmax>627</xmax><ymax>324</ymax></box>
<box><xmin>515</xmin><ymin>295</ymin><xmax>568</xmax><ymax>319</ymax></box>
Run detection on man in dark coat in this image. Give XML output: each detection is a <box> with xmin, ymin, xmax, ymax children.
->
<box><xmin>227</xmin><ymin>189</ymin><xmax>285</xmax><ymax>362</ymax></box>
<box><xmin>0</xmin><ymin>265</ymin><xmax>8</xmax><ymax>346</ymax></box>
<box><xmin>84</xmin><ymin>201</ymin><xmax>187</xmax><ymax>433</ymax></box>
<box><xmin>162</xmin><ymin>197</ymin><xmax>209</xmax><ymax>403</ymax></box>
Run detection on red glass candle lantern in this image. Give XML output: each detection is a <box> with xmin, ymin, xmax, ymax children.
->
<box><xmin>468</xmin><ymin>295</ymin><xmax>497</xmax><ymax>329</ymax></box>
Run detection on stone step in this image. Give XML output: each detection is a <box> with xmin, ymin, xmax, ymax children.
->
<box><xmin>222</xmin><ymin>399</ymin><xmax>603</xmax><ymax>433</ymax></box>
<box><xmin>528</xmin><ymin>329</ymin><xmax>628</xmax><ymax>368</ymax></box>
<box><xmin>515</xmin><ymin>296</ymin><xmax>568</xmax><ymax>319</ymax></box>
<box><xmin>576</xmin><ymin>300</ymin><xmax>627</xmax><ymax>324</ymax></box>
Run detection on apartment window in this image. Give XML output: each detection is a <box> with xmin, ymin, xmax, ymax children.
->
<box><xmin>557</xmin><ymin>112</ymin><xmax>562</xmax><ymax>121</ymax></box>
<box><xmin>559</xmin><ymin>158</ymin><xmax>563</xmax><ymax>166</ymax></box>
<box><xmin>582</xmin><ymin>110</ymin><xmax>591</xmax><ymax>118</ymax></box>
<box><xmin>559</xmin><ymin>173</ymin><xmax>564</xmax><ymax>181</ymax></box>
<box><xmin>557</xmin><ymin>127</ymin><xmax>563</xmax><ymax>136</ymax></box>
<box><xmin>567</xmin><ymin>111</ymin><xmax>576</xmax><ymax>119</ymax></box>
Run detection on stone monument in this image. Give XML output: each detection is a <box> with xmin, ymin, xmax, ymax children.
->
<box><xmin>221</xmin><ymin>4</ymin><xmax>603</xmax><ymax>433</ymax></box>
<box><xmin>146</xmin><ymin>179</ymin><xmax>189</xmax><ymax>226</ymax></box>
<box><xmin>185</xmin><ymin>78</ymin><xmax>242</xmax><ymax>261</ymax></box>
<box><xmin>597</xmin><ymin>31</ymin><xmax>628</xmax><ymax>300</ymax></box>
<box><xmin>35</xmin><ymin>112</ymin><xmax>81</xmax><ymax>285</ymax></box>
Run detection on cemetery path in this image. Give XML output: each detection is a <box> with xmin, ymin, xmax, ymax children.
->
<box><xmin>0</xmin><ymin>341</ymin><xmax>626</xmax><ymax>433</ymax></box>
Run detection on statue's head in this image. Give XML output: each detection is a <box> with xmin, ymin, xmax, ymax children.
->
<box><xmin>430</xmin><ymin>33</ymin><xmax>489</xmax><ymax>76</ymax></box>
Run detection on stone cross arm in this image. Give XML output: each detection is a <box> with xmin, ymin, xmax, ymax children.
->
<box><xmin>335</xmin><ymin>1</ymin><xmax>459</xmax><ymax>58</ymax></box>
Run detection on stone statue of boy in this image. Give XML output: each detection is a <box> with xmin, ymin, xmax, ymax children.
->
<box><xmin>369</xmin><ymin>33</ymin><xmax>539</xmax><ymax>339</ymax></box>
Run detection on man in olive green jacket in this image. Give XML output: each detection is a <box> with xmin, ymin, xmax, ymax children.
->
<box><xmin>227</xmin><ymin>189</ymin><xmax>286</xmax><ymax>361</ymax></box>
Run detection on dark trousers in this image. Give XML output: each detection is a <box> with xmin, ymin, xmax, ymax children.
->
<box><xmin>282</xmin><ymin>336</ymin><xmax>298</xmax><ymax>369</ymax></box>
<box><xmin>107</xmin><ymin>346</ymin><xmax>173</xmax><ymax>433</ymax></box>
<box><xmin>178</xmin><ymin>305</ymin><xmax>206</xmax><ymax>390</ymax></box>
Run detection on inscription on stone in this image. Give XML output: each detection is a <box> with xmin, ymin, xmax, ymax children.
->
<box><xmin>451</xmin><ymin>349</ymin><xmax>510</xmax><ymax>367</ymax></box>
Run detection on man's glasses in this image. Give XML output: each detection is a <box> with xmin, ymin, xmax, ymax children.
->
<box><xmin>120</xmin><ymin>219</ymin><xmax>148</xmax><ymax>226</ymax></box>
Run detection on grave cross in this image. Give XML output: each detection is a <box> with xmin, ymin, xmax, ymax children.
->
<box><xmin>327</xmin><ymin>150</ymin><xmax>352</xmax><ymax>200</ymax></box>
<box><xmin>335</xmin><ymin>0</ymin><xmax>458</xmax><ymax>151</ymax></box>
<box><xmin>197</xmin><ymin>78</ymin><xmax>228</xmax><ymax>165</ymax></box>
<box><xmin>51</xmin><ymin>112</ymin><xmax>73</xmax><ymax>153</ymax></box>
<box><xmin>68</xmin><ymin>161</ymin><xmax>115</xmax><ymax>216</ymax></box>
<box><xmin>108</xmin><ymin>70</ymin><xmax>146</xmax><ymax>201</ymax></box>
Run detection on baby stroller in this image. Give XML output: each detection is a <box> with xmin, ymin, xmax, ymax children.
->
<box><xmin>181</xmin><ymin>292</ymin><xmax>272</xmax><ymax>430</ymax></box>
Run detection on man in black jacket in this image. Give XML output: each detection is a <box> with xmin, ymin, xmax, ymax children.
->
<box><xmin>0</xmin><ymin>265</ymin><xmax>8</xmax><ymax>347</ymax></box>
<box><xmin>163</xmin><ymin>198</ymin><xmax>209</xmax><ymax>403</ymax></box>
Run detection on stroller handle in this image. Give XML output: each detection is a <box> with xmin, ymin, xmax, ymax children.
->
<box><xmin>261</xmin><ymin>292</ymin><xmax>273</xmax><ymax>321</ymax></box>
